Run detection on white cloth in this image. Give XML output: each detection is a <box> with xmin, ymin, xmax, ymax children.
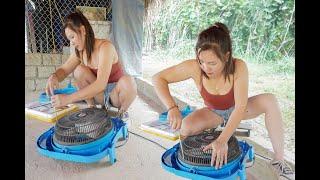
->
<box><xmin>111</xmin><ymin>0</ymin><xmax>144</xmax><ymax>77</ymax></box>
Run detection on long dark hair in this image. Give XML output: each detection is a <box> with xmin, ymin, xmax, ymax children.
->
<box><xmin>195</xmin><ymin>22</ymin><xmax>235</xmax><ymax>82</ymax></box>
<box><xmin>63</xmin><ymin>10</ymin><xmax>95</xmax><ymax>63</ymax></box>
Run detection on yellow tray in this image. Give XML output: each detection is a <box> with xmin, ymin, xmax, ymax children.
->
<box><xmin>25</xmin><ymin>105</ymin><xmax>79</xmax><ymax>123</ymax></box>
<box><xmin>140</xmin><ymin>127</ymin><xmax>178</xmax><ymax>141</ymax></box>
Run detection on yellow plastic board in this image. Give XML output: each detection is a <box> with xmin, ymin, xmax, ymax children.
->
<box><xmin>25</xmin><ymin>101</ymin><xmax>79</xmax><ymax>123</ymax></box>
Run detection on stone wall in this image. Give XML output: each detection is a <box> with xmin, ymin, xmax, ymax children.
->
<box><xmin>90</xmin><ymin>20</ymin><xmax>112</xmax><ymax>39</ymax></box>
<box><xmin>25</xmin><ymin>53</ymin><xmax>75</xmax><ymax>91</ymax></box>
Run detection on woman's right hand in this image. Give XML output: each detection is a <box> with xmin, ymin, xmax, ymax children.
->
<box><xmin>46</xmin><ymin>73</ymin><xmax>59</xmax><ymax>96</ymax></box>
<box><xmin>168</xmin><ymin>107</ymin><xmax>182</xmax><ymax>130</ymax></box>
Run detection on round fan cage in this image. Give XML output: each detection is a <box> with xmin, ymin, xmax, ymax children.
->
<box><xmin>177</xmin><ymin>130</ymin><xmax>242</xmax><ymax>166</ymax></box>
<box><xmin>53</xmin><ymin>108</ymin><xmax>113</xmax><ymax>146</ymax></box>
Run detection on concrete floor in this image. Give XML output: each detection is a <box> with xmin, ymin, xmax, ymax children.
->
<box><xmin>25</xmin><ymin>91</ymin><xmax>270</xmax><ymax>180</ymax></box>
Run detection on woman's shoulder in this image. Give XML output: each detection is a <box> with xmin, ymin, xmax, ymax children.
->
<box><xmin>178</xmin><ymin>59</ymin><xmax>201</xmax><ymax>80</ymax></box>
<box><xmin>179</xmin><ymin>59</ymin><xmax>201</xmax><ymax>71</ymax></box>
<box><xmin>234</xmin><ymin>58</ymin><xmax>246</xmax><ymax>66</ymax></box>
<box><xmin>183</xmin><ymin>59</ymin><xmax>198</xmax><ymax>65</ymax></box>
<box><xmin>95</xmin><ymin>39</ymin><xmax>115</xmax><ymax>50</ymax></box>
<box><xmin>234</xmin><ymin>58</ymin><xmax>248</xmax><ymax>69</ymax></box>
<box><xmin>94</xmin><ymin>39</ymin><xmax>118</xmax><ymax>64</ymax></box>
<box><xmin>95</xmin><ymin>39</ymin><xmax>117</xmax><ymax>56</ymax></box>
<box><xmin>181</xmin><ymin>59</ymin><xmax>199</xmax><ymax>67</ymax></box>
<box><xmin>233</xmin><ymin>58</ymin><xmax>248</xmax><ymax>77</ymax></box>
<box><xmin>165</xmin><ymin>59</ymin><xmax>200</xmax><ymax>76</ymax></box>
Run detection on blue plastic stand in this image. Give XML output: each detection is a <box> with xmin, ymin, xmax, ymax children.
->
<box><xmin>39</xmin><ymin>83</ymin><xmax>77</xmax><ymax>103</ymax></box>
<box><xmin>161</xmin><ymin>141</ymin><xmax>254</xmax><ymax>180</ymax></box>
<box><xmin>159</xmin><ymin>105</ymin><xmax>194</xmax><ymax>122</ymax></box>
<box><xmin>37</xmin><ymin>117</ymin><xmax>128</xmax><ymax>164</ymax></box>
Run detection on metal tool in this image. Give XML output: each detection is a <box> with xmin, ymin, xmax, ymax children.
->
<box><xmin>179</xmin><ymin>132</ymin><xmax>185</xmax><ymax>160</ymax></box>
<box><xmin>48</xmin><ymin>93</ymin><xmax>58</xmax><ymax>123</ymax></box>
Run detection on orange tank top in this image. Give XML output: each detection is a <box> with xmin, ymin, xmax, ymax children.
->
<box><xmin>199</xmin><ymin>73</ymin><xmax>235</xmax><ymax>110</ymax></box>
<box><xmin>85</xmin><ymin>41</ymin><xmax>124</xmax><ymax>83</ymax></box>
<box><xmin>89</xmin><ymin>61</ymin><xmax>124</xmax><ymax>83</ymax></box>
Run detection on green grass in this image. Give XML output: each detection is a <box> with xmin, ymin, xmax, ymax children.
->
<box><xmin>247</xmin><ymin>62</ymin><xmax>295</xmax><ymax>127</ymax></box>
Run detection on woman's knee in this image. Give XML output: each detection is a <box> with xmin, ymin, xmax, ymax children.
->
<box><xmin>180</xmin><ymin>119</ymin><xmax>194</xmax><ymax>136</ymax></box>
<box><xmin>74</xmin><ymin>65</ymin><xmax>88</xmax><ymax>81</ymax></box>
<box><xmin>118</xmin><ymin>75</ymin><xmax>137</xmax><ymax>95</ymax></box>
<box><xmin>111</xmin><ymin>76</ymin><xmax>137</xmax><ymax>109</ymax></box>
<box><xmin>259</xmin><ymin>93</ymin><xmax>278</xmax><ymax>112</ymax></box>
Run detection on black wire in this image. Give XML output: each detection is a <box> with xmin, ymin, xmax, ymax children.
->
<box><xmin>245</xmin><ymin>157</ymin><xmax>255</xmax><ymax>169</ymax></box>
<box><xmin>254</xmin><ymin>152</ymin><xmax>272</xmax><ymax>160</ymax></box>
<box><xmin>115</xmin><ymin>131</ymin><xmax>129</xmax><ymax>148</ymax></box>
<box><xmin>128</xmin><ymin>130</ymin><xmax>168</xmax><ymax>150</ymax></box>
<box><xmin>245</xmin><ymin>152</ymin><xmax>273</xmax><ymax>169</ymax></box>
<box><xmin>115</xmin><ymin>111</ymin><xmax>168</xmax><ymax>150</ymax></box>
<box><xmin>115</xmin><ymin>130</ymin><xmax>169</xmax><ymax>151</ymax></box>
<box><xmin>114</xmin><ymin>113</ymin><xmax>130</xmax><ymax>148</ymax></box>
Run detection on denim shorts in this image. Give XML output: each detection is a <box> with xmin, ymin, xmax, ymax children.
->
<box><xmin>212</xmin><ymin>106</ymin><xmax>235</xmax><ymax>127</ymax></box>
<box><xmin>103</xmin><ymin>82</ymin><xmax>117</xmax><ymax>109</ymax></box>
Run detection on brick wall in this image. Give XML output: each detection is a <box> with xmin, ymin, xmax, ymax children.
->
<box><xmin>25</xmin><ymin>53</ymin><xmax>75</xmax><ymax>91</ymax></box>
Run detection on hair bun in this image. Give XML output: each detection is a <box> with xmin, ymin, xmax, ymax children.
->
<box><xmin>214</xmin><ymin>22</ymin><xmax>230</xmax><ymax>34</ymax></box>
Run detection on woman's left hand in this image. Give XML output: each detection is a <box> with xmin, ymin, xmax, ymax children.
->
<box><xmin>203</xmin><ymin>140</ymin><xmax>228</xmax><ymax>169</ymax></box>
<box><xmin>51</xmin><ymin>94</ymin><xmax>70</xmax><ymax>108</ymax></box>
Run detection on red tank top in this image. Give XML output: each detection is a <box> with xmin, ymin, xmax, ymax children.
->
<box><xmin>199</xmin><ymin>73</ymin><xmax>235</xmax><ymax>110</ymax></box>
<box><xmin>89</xmin><ymin>61</ymin><xmax>124</xmax><ymax>83</ymax></box>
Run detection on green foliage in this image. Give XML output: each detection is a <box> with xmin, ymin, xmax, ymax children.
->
<box><xmin>144</xmin><ymin>0</ymin><xmax>295</xmax><ymax>63</ymax></box>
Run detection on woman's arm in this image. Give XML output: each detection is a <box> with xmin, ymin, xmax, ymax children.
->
<box><xmin>46</xmin><ymin>53</ymin><xmax>80</xmax><ymax>95</ymax></box>
<box><xmin>67</xmin><ymin>42</ymin><xmax>114</xmax><ymax>103</ymax></box>
<box><xmin>217</xmin><ymin>59</ymin><xmax>249</xmax><ymax>143</ymax></box>
<box><xmin>152</xmin><ymin>59</ymin><xmax>198</xmax><ymax>110</ymax></box>
<box><xmin>53</xmin><ymin>53</ymin><xmax>81</xmax><ymax>82</ymax></box>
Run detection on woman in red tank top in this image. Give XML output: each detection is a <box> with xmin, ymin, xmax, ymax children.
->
<box><xmin>46</xmin><ymin>10</ymin><xmax>137</xmax><ymax>114</ymax></box>
<box><xmin>152</xmin><ymin>22</ymin><xmax>294</xmax><ymax>177</ymax></box>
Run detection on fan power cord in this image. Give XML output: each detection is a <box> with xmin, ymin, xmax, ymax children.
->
<box><xmin>115</xmin><ymin>131</ymin><xmax>130</xmax><ymax>148</ymax></box>
<box><xmin>245</xmin><ymin>152</ymin><xmax>272</xmax><ymax>169</ymax></box>
<box><xmin>128</xmin><ymin>130</ymin><xmax>168</xmax><ymax>150</ymax></box>
<box><xmin>114</xmin><ymin>113</ymin><xmax>130</xmax><ymax>148</ymax></box>
<box><xmin>255</xmin><ymin>153</ymin><xmax>272</xmax><ymax>161</ymax></box>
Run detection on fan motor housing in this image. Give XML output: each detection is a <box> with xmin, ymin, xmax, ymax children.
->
<box><xmin>161</xmin><ymin>130</ymin><xmax>255</xmax><ymax>180</ymax></box>
<box><xmin>53</xmin><ymin>108</ymin><xmax>114</xmax><ymax>146</ymax></box>
<box><xmin>177</xmin><ymin>130</ymin><xmax>242</xmax><ymax>167</ymax></box>
<box><xmin>37</xmin><ymin>107</ymin><xmax>128</xmax><ymax>164</ymax></box>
